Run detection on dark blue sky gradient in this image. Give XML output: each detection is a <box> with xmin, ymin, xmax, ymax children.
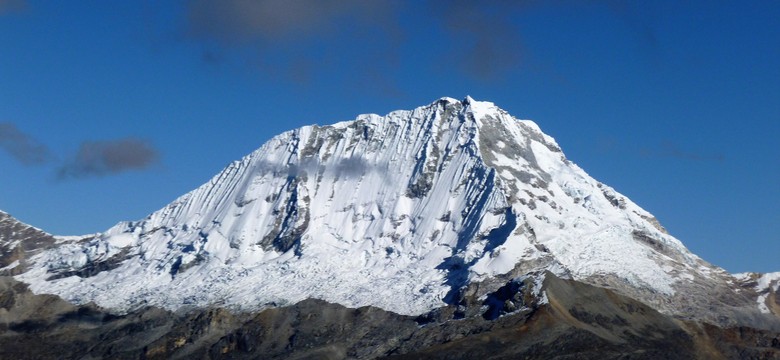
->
<box><xmin>0</xmin><ymin>1</ymin><xmax>777</xmax><ymax>273</ymax></box>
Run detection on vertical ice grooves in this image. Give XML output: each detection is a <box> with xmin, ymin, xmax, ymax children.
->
<box><xmin>457</xmin><ymin>167</ymin><xmax>496</xmax><ymax>250</ymax></box>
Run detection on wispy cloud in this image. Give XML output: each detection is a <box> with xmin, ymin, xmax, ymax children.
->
<box><xmin>0</xmin><ymin>122</ymin><xmax>53</xmax><ymax>165</ymax></box>
<box><xmin>57</xmin><ymin>138</ymin><xmax>160</xmax><ymax>179</ymax></box>
<box><xmin>641</xmin><ymin>141</ymin><xmax>725</xmax><ymax>162</ymax></box>
<box><xmin>173</xmin><ymin>1</ymin><xmax>664</xmax><ymax>90</ymax></box>
<box><xmin>183</xmin><ymin>0</ymin><xmax>527</xmax><ymax>83</ymax></box>
<box><xmin>0</xmin><ymin>0</ymin><xmax>26</xmax><ymax>15</ymax></box>
<box><xmin>595</xmin><ymin>137</ymin><xmax>724</xmax><ymax>163</ymax></box>
<box><xmin>185</xmin><ymin>0</ymin><xmax>397</xmax><ymax>44</ymax></box>
<box><xmin>183</xmin><ymin>0</ymin><xmax>402</xmax><ymax>88</ymax></box>
<box><xmin>429</xmin><ymin>0</ymin><xmax>528</xmax><ymax>81</ymax></box>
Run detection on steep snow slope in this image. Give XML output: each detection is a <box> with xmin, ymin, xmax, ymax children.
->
<box><xmin>12</xmin><ymin>98</ymin><xmax>749</xmax><ymax>320</ymax></box>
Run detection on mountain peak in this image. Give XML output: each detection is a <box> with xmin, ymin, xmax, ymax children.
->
<box><xmin>429</xmin><ymin>95</ymin><xmax>494</xmax><ymax>114</ymax></box>
<box><xmin>0</xmin><ymin>210</ymin><xmax>59</xmax><ymax>275</ymax></box>
<box><xmin>461</xmin><ymin>95</ymin><xmax>496</xmax><ymax>113</ymax></box>
<box><xmin>9</xmin><ymin>98</ymin><xmax>757</xmax><ymax>326</ymax></box>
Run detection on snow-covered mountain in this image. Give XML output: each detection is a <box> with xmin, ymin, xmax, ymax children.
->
<box><xmin>8</xmin><ymin>97</ymin><xmax>766</xmax><ymax>326</ymax></box>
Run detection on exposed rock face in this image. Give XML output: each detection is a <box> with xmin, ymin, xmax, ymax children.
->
<box><xmin>0</xmin><ymin>211</ymin><xmax>60</xmax><ymax>276</ymax></box>
<box><xmin>736</xmin><ymin>272</ymin><xmax>780</xmax><ymax>319</ymax></box>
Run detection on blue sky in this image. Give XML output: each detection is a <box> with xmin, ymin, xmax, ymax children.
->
<box><xmin>0</xmin><ymin>0</ymin><xmax>777</xmax><ymax>273</ymax></box>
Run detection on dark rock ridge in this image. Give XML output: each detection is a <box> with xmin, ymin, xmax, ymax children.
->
<box><xmin>2</xmin><ymin>274</ymin><xmax>780</xmax><ymax>359</ymax></box>
<box><xmin>0</xmin><ymin>211</ymin><xmax>61</xmax><ymax>276</ymax></box>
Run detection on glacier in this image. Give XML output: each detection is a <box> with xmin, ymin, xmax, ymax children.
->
<box><xmin>13</xmin><ymin>97</ymin><xmax>739</xmax><ymax>318</ymax></box>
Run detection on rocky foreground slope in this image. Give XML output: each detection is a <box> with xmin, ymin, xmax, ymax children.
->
<box><xmin>2</xmin><ymin>272</ymin><xmax>779</xmax><ymax>359</ymax></box>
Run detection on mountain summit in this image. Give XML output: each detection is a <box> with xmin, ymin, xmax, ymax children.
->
<box><xmin>9</xmin><ymin>98</ymin><xmax>771</xmax><ymax>327</ymax></box>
